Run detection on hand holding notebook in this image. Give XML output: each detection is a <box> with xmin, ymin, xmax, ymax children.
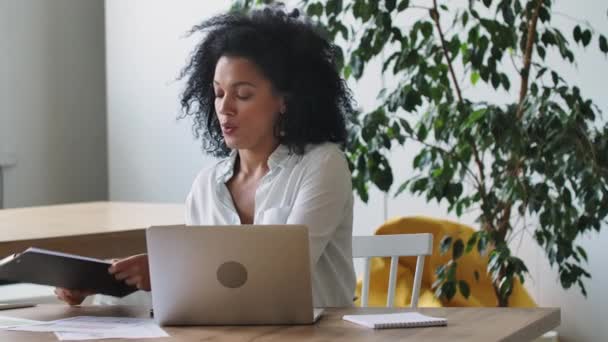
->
<box><xmin>342</xmin><ymin>312</ymin><xmax>447</xmax><ymax>329</ymax></box>
<box><xmin>0</xmin><ymin>247</ymin><xmax>137</xmax><ymax>297</ymax></box>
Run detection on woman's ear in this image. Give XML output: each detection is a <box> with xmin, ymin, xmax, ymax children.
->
<box><xmin>277</xmin><ymin>92</ymin><xmax>289</xmax><ymax>114</ymax></box>
<box><xmin>279</xmin><ymin>97</ymin><xmax>287</xmax><ymax>114</ymax></box>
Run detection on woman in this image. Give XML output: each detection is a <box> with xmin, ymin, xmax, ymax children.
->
<box><xmin>56</xmin><ymin>6</ymin><xmax>356</xmax><ymax>308</ymax></box>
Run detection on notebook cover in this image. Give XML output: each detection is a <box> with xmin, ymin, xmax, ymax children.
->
<box><xmin>0</xmin><ymin>249</ymin><xmax>137</xmax><ymax>297</ymax></box>
<box><xmin>342</xmin><ymin>312</ymin><xmax>447</xmax><ymax>329</ymax></box>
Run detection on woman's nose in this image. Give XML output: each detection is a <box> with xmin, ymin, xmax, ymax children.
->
<box><xmin>216</xmin><ymin>96</ymin><xmax>235</xmax><ymax>116</ymax></box>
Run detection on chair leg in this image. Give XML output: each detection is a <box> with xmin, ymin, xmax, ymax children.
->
<box><xmin>387</xmin><ymin>256</ymin><xmax>399</xmax><ymax>307</ymax></box>
<box><xmin>410</xmin><ymin>255</ymin><xmax>425</xmax><ymax>308</ymax></box>
<box><xmin>361</xmin><ymin>257</ymin><xmax>371</xmax><ymax>307</ymax></box>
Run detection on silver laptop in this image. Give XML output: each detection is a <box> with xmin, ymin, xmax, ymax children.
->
<box><xmin>146</xmin><ymin>225</ymin><xmax>324</xmax><ymax>326</ymax></box>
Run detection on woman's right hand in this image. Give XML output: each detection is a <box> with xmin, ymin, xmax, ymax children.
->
<box><xmin>54</xmin><ymin>288</ymin><xmax>94</xmax><ymax>306</ymax></box>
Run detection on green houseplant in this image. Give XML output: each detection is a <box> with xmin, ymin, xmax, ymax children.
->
<box><xmin>233</xmin><ymin>0</ymin><xmax>608</xmax><ymax>307</ymax></box>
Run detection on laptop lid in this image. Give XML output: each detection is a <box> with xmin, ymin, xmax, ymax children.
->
<box><xmin>146</xmin><ymin>225</ymin><xmax>319</xmax><ymax>326</ymax></box>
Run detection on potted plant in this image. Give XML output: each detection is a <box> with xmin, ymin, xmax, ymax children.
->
<box><xmin>233</xmin><ymin>0</ymin><xmax>608</xmax><ymax>307</ymax></box>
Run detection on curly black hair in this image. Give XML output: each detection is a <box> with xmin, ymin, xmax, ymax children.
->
<box><xmin>179</xmin><ymin>6</ymin><xmax>355</xmax><ymax>157</ymax></box>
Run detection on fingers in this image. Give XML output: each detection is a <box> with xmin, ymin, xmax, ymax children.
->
<box><xmin>120</xmin><ymin>272</ymin><xmax>147</xmax><ymax>290</ymax></box>
<box><xmin>54</xmin><ymin>288</ymin><xmax>92</xmax><ymax>306</ymax></box>
<box><xmin>108</xmin><ymin>254</ymin><xmax>151</xmax><ymax>291</ymax></box>
<box><xmin>121</xmin><ymin>272</ymin><xmax>148</xmax><ymax>290</ymax></box>
<box><xmin>108</xmin><ymin>255</ymin><xmax>141</xmax><ymax>274</ymax></box>
<box><xmin>113</xmin><ymin>267</ymin><xmax>140</xmax><ymax>281</ymax></box>
<box><xmin>125</xmin><ymin>275</ymin><xmax>142</xmax><ymax>287</ymax></box>
<box><xmin>116</xmin><ymin>273</ymin><xmax>147</xmax><ymax>290</ymax></box>
<box><xmin>54</xmin><ymin>288</ymin><xmax>76</xmax><ymax>305</ymax></box>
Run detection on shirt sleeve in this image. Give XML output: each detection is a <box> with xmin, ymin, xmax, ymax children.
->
<box><xmin>285</xmin><ymin>146</ymin><xmax>352</xmax><ymax>266</ymax></box>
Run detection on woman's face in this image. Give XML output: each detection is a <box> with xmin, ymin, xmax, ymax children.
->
<box><xmin>213</xmin><ymin>56</ymin><xmax>285</xmax><ymax>151</ymax></box>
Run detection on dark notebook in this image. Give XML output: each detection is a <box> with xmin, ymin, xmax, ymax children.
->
<box><xmin>0</xmin><ymin>247</ymin><xmax>137</xmax><ymax>297</ymax></box>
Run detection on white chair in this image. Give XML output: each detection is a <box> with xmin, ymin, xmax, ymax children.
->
<box><xmin>352</xmin><ymin>233</ymin><xmax>433</xmax><ymax>308</ymax></box>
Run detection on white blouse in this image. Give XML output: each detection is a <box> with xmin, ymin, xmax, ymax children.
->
<box><xmin>186</xmin><ymin>142</ymin><xmax>356</xmax><ymax>307</ymax></box>
<box><xmin>95</xmin><ymin>142</ymin><xmax>356</xmax><ymax>308</ymax></box>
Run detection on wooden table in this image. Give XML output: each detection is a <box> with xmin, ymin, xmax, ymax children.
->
<box><xmin>0</xmin><ymin>305</ymin><xmax>560</xmax><ymax>341</ymax></box>
<box><xmin>0</xmin><ymin>202</ymin><xmax>185</xmax><ymax>259</ymax></box>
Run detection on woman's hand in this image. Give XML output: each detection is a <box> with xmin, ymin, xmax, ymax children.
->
<box><xmin>108</xmin><ymin>254</ymin><xmax>151</xmax><ymax>291</ymax></box>
<box><xmin>54</xmin><ymin>288</ymin><xmax>93</xmax><ymax>306</ymax></box>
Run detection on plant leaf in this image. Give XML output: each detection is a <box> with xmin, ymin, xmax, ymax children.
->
<box><xmin>581</xmin><ymin>29</ymin><xmax>592</xmax><ymax>47</ymax></box>
<box><xmin>600</xmin><ymin>34</ymin><xmax>608</xmax><ymax>53</ymax></box>
<box><xmin>471</xmin><ymin>71</ymin><xmax>480</xmax><ymax>85</ymax></box>
<box><xmin>466</xmin><ymin>232</ymin><xmax>479</xmax><ymax>253</ymax></box>
<box><xmin>459</xmin><ymin>280</ymin><xmax>471</xmax><ymax>299</ymax></box>
<box><xmin>440</xmin><ymin>236</ymin><xmax>453</xmax><ymax>255</ymax></box>
<box><xmin>453</xmin><ymin>239</ymin><xmax>465</xmax><ymax>260</ymax></box>
<box><xmin>576</xmin><ymin>246</ymin><xmax>588</xmax><ymax>262</ymax></box>
<box><xmin>397</xmin><ymin>0</ymin><xmax>409</xmax><ymax>11</ymax></box>
<box><xmin>573</xmin><ymin>25</ymin><xmax>582</xmax><ymax>43</ymax></box>
<box><xmin>463</xmin><ymin>108</ymin><xmax>487</xmax><ymax>128</ymax></box>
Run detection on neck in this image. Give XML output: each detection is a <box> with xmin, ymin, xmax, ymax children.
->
<box><xmin>236</xmin><ymin>140</ymin><xmax>280</xmax><ymax>176</ymax></box>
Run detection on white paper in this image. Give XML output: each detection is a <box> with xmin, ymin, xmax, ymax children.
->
<box><xmin>8</xmin><ymin>315</ymin><xmax>164</xmax><ymax>334</ymax></box>
<box><xmin>54</xmin><ymin>323</ymin><xmax>169</xmax><ymax>340</ymax></box>
<box><xmin>0</xmin><ymin>315</ymin><xmax>45</xmax><ymax>329</ymax></box>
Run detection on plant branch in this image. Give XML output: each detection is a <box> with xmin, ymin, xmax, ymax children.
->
<box><xmin>509</xmin><ymin>54</ymin><xmax>521</xmax><ymax>74</ymax></box>
<box><xmin>410</xmin><ymin>5</ymin><xmax>433</xmax><ymax>11</ymax></box>
<box><xmin>429</xmin><ymin>0</ymin><xmax>493</xmax><ymax>230</ymax></box>
<box><xmin>516</xmin><ymin>0</ymin><xmax>544</xmax><ymax>120</ymax></box>
<box><xmin>404</xmin><ymin>132</ymin><xmax>483</xmax><ymax>189</ymax></box>
<box><xmin>552</xmin><ymin>11</ymin><xmax>594</xmax><ymax>30</ymax></box>
<box><xmin>496</xmin><ymin>204</ymin><xmax>512</xmax><ymax>241</ymax></box>
<box><xmin>497</xmin><ymin>0</ymin><xmax>544</xmax><ymax>249</ymax></box>
<box><xmin>430</xmin><ymin>0</ymin><xmax>492</xmax><ymax>228</ymax></box>
<box><xmin>470</xmin><ymin>141</ymin><xmax>487</xmax><ymax>196</ymax></box>
<box><xmin>430</xmin><ymin>0</ymin><xmax>463</xmax><ymax>103</ymax></box>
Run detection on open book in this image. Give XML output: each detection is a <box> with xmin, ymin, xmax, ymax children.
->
<box><xmin>342</xmin><ymin>312</ymin><xmax>447</xmax><ymax>329</ymax></box>
<box><xmin>0</xmin><ymin>248</ymin><xmax>137</xmax><ymax>297</ymax></box>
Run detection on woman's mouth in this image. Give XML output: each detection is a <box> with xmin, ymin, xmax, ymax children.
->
<box><xmin>221</xmin><ymin>124</ymin><xmax>238</xmax><ymax>136</ymax></box>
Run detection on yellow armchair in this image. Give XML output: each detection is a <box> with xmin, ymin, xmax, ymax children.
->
<box><xmin>354</xmin><ymin>216</ymin><xmax>536</xmax><ymax>308</ymax></box>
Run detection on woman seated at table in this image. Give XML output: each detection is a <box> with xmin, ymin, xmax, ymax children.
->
<box><xmin>55</xmin><ymin>6</ymin><xmax>357</xmax><ymax>308</ymax></box>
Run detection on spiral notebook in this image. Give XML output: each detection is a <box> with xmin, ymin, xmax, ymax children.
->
<box><xmin>342</xmin><ymin>312</ymin><xmax>447</xmax><ymax>329</ymax></box>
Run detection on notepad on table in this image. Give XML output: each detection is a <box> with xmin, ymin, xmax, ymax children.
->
<box><xmin>342</xmin><ymin>312</ymin><xmax>447</xmax><ymax>329</ymax></box>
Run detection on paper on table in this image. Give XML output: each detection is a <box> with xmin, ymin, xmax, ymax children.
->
<box><xmin>51</xmin><ymin>316</ymin><xmax>169</xmax><ymax>341</ymax></box>
<box><xmin>8</xmin><ymin>316</ymin><xmax>164</xmax><ymax>334</ymax></box>
<box><xmin>54</xmin><ymin>323</ymin><xmax>169</xmax><ymax>340</ymax></box>
<box><xmin>0</xmin><ymin>315</ymin><xmax>45</xmax><ymax>329</ymax></box>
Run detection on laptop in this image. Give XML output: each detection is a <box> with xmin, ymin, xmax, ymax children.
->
<box><xmin>146</xmin><ymin>224</ymin><xmax>324</xmax><ymax>326</ymax></box>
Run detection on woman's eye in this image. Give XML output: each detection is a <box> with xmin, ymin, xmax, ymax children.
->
<box><xmin>237</xmin><ymin>94</ymin><xmax>252</xmax><ymax>100</ymax></box>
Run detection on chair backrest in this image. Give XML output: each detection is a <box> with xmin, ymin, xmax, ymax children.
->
<box><xmin>352</xmin><ymin>233</ymin><xmax>433</xmax><ymax>308</ymax></box>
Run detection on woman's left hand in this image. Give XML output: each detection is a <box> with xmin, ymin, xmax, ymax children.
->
<box><xmin>108</xmin><ymin>254</ymin><xmax>151</xmax><ymax>291</ymax></box>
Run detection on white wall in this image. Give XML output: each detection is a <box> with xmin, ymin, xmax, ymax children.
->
<box><xmin>104</xmin><ymin>1</ymin><xmax>607</xmax><ymax>340</ymax></box>
<box><xmin>105</xmin><ymin>0</ymin><xmax>226</xmax><ymax>203</ymax></box>
<box><xmin>0</xmin><ymin>0</ymin><xmax>108</xmax><ymax>208</ymax></box>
